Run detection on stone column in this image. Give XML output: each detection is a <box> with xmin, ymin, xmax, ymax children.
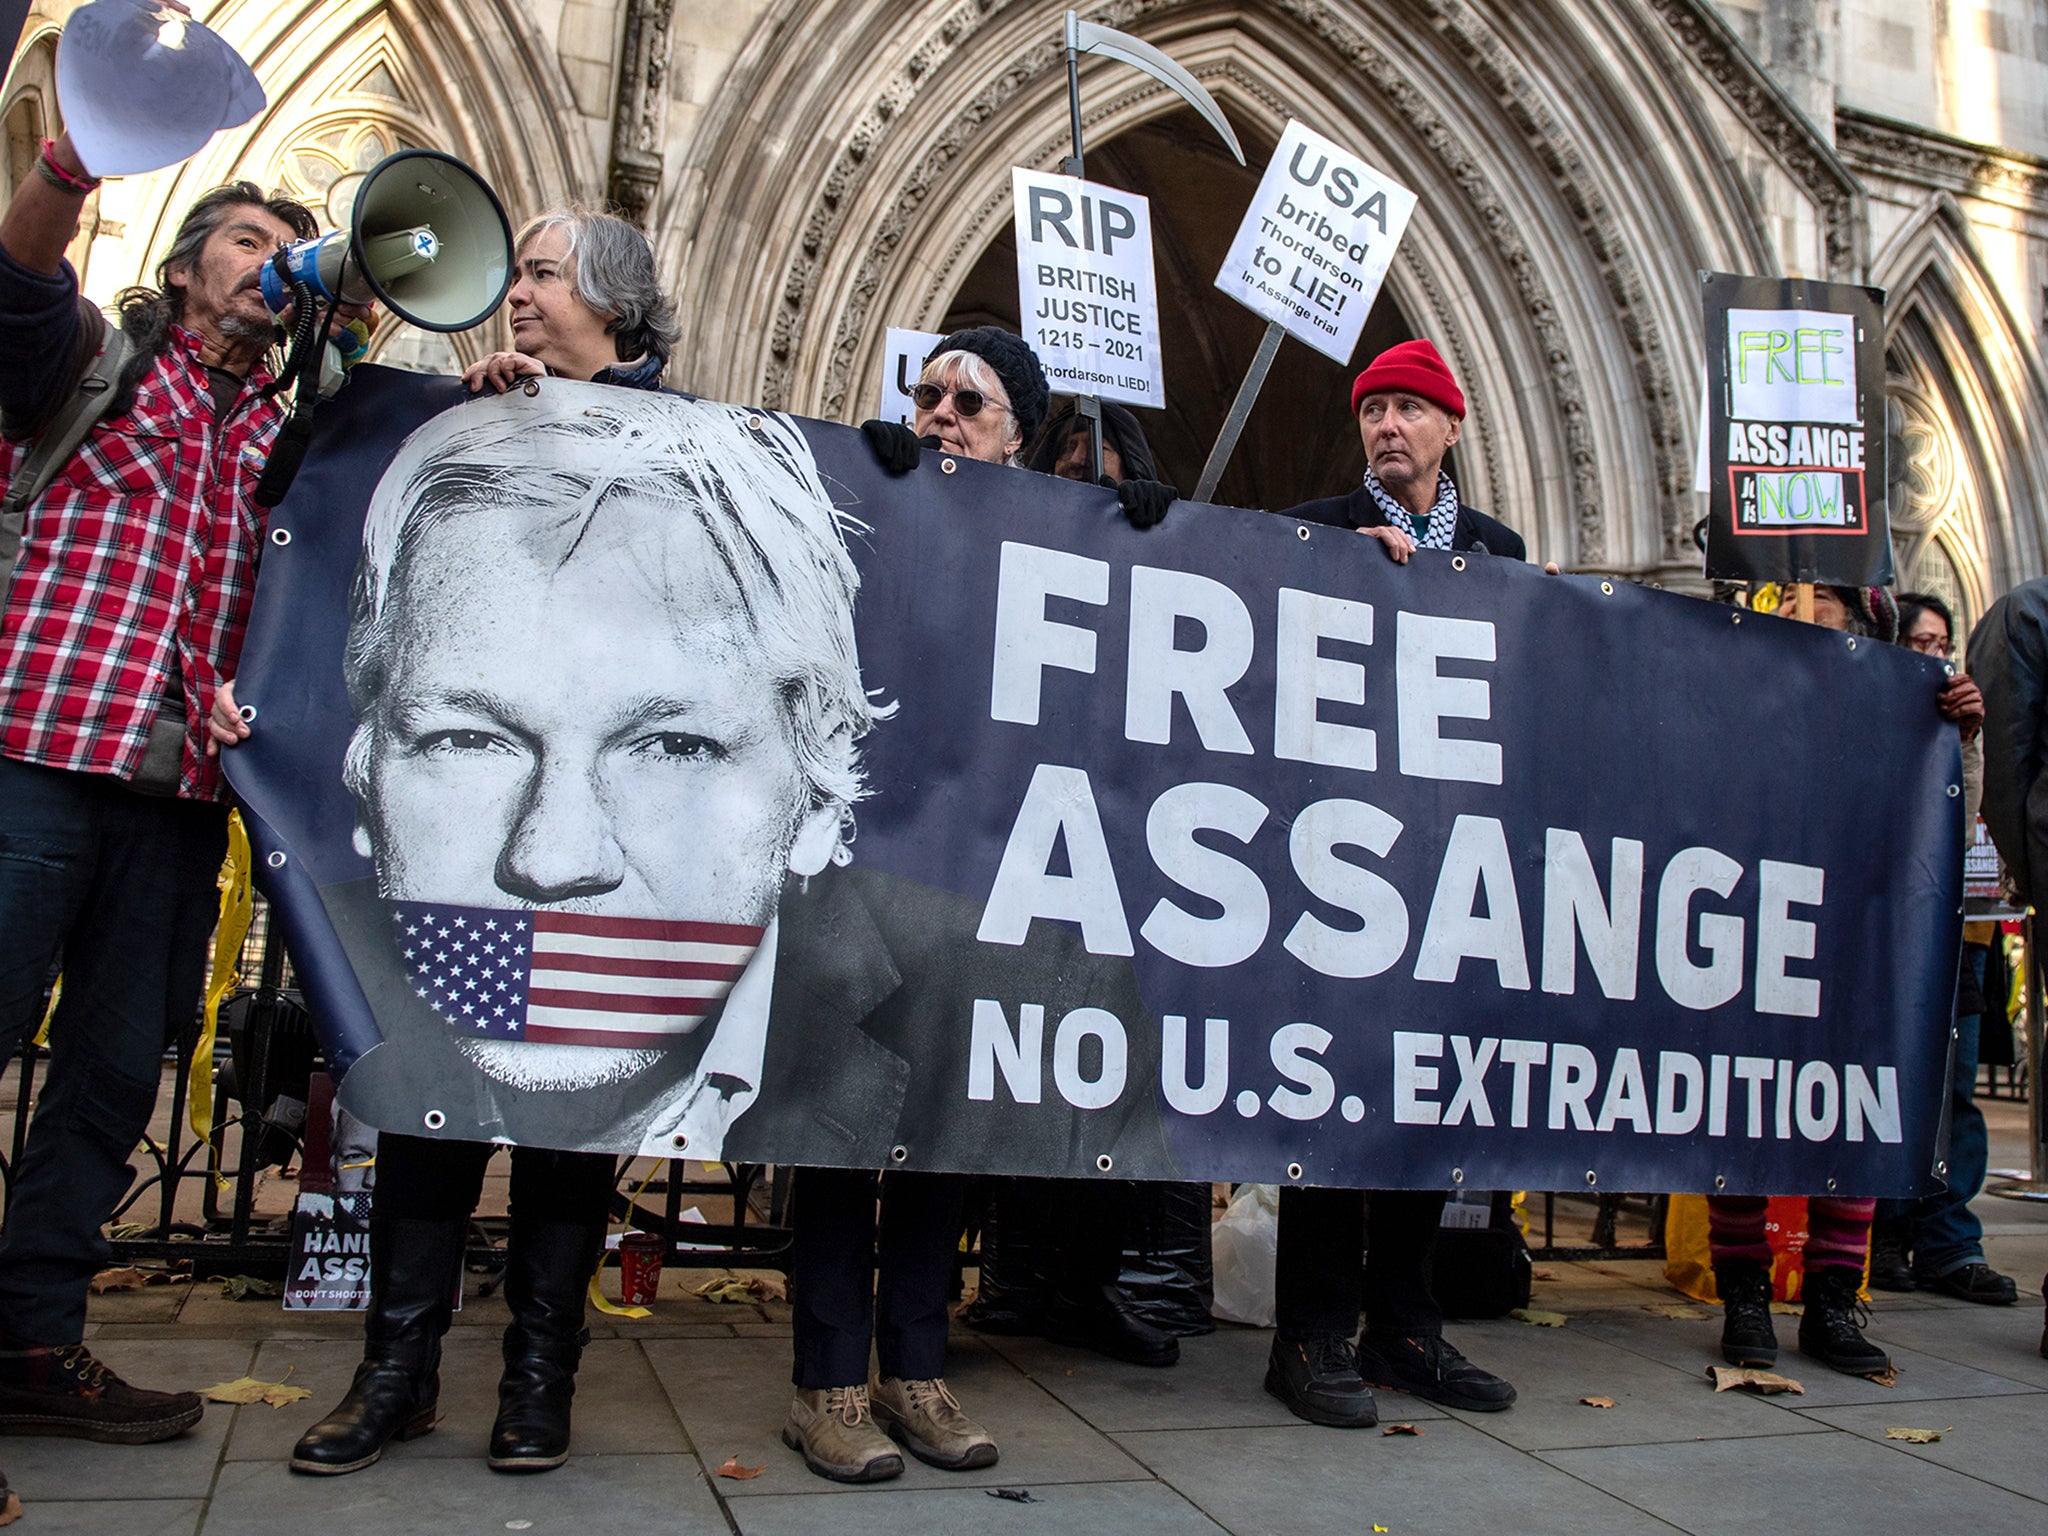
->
<box><xmin>607</xmin><ymin>0</ymin><xmax>675</xmax><ymax>227</ymax></box>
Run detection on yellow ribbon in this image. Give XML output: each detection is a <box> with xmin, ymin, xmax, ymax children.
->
<box><xmin>193</xmin><ymin>811</ymin><xmax>255</xmax><ymax>1182</ymax></box>
<box><xmin>588</xmin><ymin>1158</ymin><xmax>661</xmax><ymax>1319</ymax></box>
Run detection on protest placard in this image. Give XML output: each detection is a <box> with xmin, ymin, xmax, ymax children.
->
<box><xmin>1214</xmin><ymin>119</ymin><xmax>1417</xmax><ymax>364</ymax></box>
<box><xmin>1012</xmin><ymin>168</ymin><xmax>1162</xmax><ymax>407</ymax></box>
<box><xmin>878</xmin><ymin>327</ymin><xmax>946</xmax><ymax>427</ymax></box>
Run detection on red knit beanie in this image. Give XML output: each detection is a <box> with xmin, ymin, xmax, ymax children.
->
<box><xmin>1350</xmin><ymin>339</ymin><xmax>1465</xmax><ymax>419</ymax></box>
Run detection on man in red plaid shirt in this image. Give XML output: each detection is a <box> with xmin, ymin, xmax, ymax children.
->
<box><xmin>0</xmin><ymin>128</ymin><xmax>341</xmax><ymax>1443</ymax></box>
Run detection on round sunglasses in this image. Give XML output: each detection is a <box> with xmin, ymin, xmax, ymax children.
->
<box><xmin>911</xmin><ymin>383</ymin><xmax>1009</xmax><ymax>417</ymax></box>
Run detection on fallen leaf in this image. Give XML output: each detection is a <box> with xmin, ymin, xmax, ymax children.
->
<box><xmin>1861</xmin><ymin>1367</ymin><xmax>1899</xmax><ymax>1389</ymax></box>
<box><xmin>1532</xmin><ymin>1267</ymin><xmax>1559</xmax><ymax>1282</ymax></box>
<box><xmin>1509</xmin><ymin>1307</ymin><xmax>1568</xmax><ymax>1327</ymax></box>
<box><xmin>746</xmin><ymin>1271</ymin><xmax>789</xmax><ymax>1303</ymax></box>
<box><xmin>988</xmin><ymin>1488</ymin><xmax>1040</xmax><ymax>1504</ymax></box>
<box><xmin>1381</xmin><ymin>1423</ymin><xmax>1423</xmax><ymax>1436</ymax></box>
<box><xmin>690</xmin><ymin>1278</ymin><xmax>756</xmax><ymax>1304</ymax></box>
<box><xmin>1645</xmin><ymin>1303</ymin><xmax>1712</xmax><ymax>1320</ymax></box>
<box><xmin>1885</xmin><ymin>1426</ymin><xmax>1949</xmax><ymax>1443</ymax></box>
<box><xmin>213</xmin><ymin>1274</ymin><xmax>284</xmax><ymax>1301</ymax></box>
<box><xmin>1374</xmin><ymin>1527</ymin><xmax>1390</xmax><ymax>1533</ymax></box>
<box><xmin>89</xmin><ymin>1266</ymin><xmax>149</xmax><ymax>1293</ymax></box>
<box><xmin>1768</xmin><ymin>1301</ymin><xmax>1802</xmax><ymax>1316</ymax></box>
<box><xmin>1580</xmin><ymin>1396</ymin><xmax>1616</xmax><ymax>1409</ymax></box>
<box><xmin>202</xmin><ymin>1369</ymin><xmax>312</xmax><ymax>1408</ymax></box>
<box><xmin>713</xmin><ymin>1455</ymin><xmax>765</xmax><ymax>1480</ymax></box>
<box><xmin>1706</xmin><ymin>1365</ymin><xmax>1804</xmax><ymax>1395</ymax></box>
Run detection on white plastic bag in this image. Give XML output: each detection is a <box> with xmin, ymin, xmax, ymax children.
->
<box><xmin>1208</xmin><ymin>1182</ymin><xmax>1279</xmax><ymax>1326</ymax></box>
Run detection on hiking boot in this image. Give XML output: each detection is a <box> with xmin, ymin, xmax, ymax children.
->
<box><xmin>1798</xmin><ymin>1266</ymin><xmax>1891</xmax><ymax>1375</ymax></box>
<box><xmin>869</xmin><ymin>1375</ymin><xmax>998</xmax><ymax>1470</ymax></box>
<box><xmin>1867</xmin><ymin>1222</ymin><xmax>1915</xmax><ymax>1292</ymax></box>
<box><xmin>0</xmin><ymin>1341</ymin><xmax>202</xmax><ymax>1443</ymax></box>
<box><xmin>1714</xmin><ymin>1261</ymin><xmax>1778</xmax><ymax>1367</ymax></box>
<box><xmin>1917</xmin><ymin>1262</ymin><xmax>2018</xmax><ymax>1306</ymax></box>
<box><xmin>1264</xmin><ymin>1334</ymin><xmax>1376</xmax><ymax>1428</ymax></box>
<box><xmin>781</xmin><ymin>1386</ymin><xmax>903</xmax><ymax>1483</ymax></box>
<box><xmin>1356</xmin><ymin>1332</ymin><xmax>1516</xmax><ymax>1412</ymax></box>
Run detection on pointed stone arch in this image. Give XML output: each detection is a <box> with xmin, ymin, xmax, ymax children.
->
<box><xmin>672</xmin><ymin>1</ymin><xmax>1788</xmax><ymax>573</ymax></box>
<box><xmin>1873</xmin><ymin>193</ymin><xmax>2048</xmax><ymax>626</ymax></box>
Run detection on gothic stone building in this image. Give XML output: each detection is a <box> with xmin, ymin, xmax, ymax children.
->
<box><xmin>9</xmin><ymin>1</ymin><xmax>2048</xmax><ymax>618</ymax></box>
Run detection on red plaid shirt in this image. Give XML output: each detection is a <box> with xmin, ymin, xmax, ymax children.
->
<box><xmin>0</xmin><ymin>324</ymin><xmax>281</xmax><ymax>801</ymax></box>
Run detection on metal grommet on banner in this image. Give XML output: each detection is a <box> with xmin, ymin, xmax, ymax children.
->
<box><xmin>1584</xmin><ymin>1170</ymin><xmax>1598</xmax><ymax>1188</ymax></box>
<box><xmin>1450</xmin><ymin>555</ymin><xmax>1466</xmax><ymax>572</ymax></box>
<box><xmin>238</xmin><ymin>704</ymin><xmax>257</xmax><ymax>724</ymax></box>
<box><xmin>1847</xmin><ymin>637</ymin><xmax>1858</xmax><ymax>651</ymax></box>
<box><xmin>747</xmin><ymin>414</ymin><xmax>764</xmax><ymax>432</ymax></box>
<box><xmin>1095</xmin><ymin>1154</ymin><xmax>1113</xmax><ymax>1173</ymax></box>
<box><xmin>889</xmin><ymin>1144</ymin><xmax>908</xmax><ymax>1164</ymax></box>
<box><xmin>940</xmin><ymin>457</ymin><xmax>957</xmax><ymax>474</ymax></box>
<box><xmin>671</xmin><ymin>1133</ymin><xmax>688</xmax><ymax>1152</ymax></box>
<box><xmin>1296</xmin><ymin>525</ymin><xmax>1310</xmax><ymax>541</ymax></box>
<box><xmin>1450</xmin><ymin>1167</ymin><xmax>1464</xmax><ymax>1185</ymax></box>
<box><xmin>1826</xmin><ymin>1178</ymin><xmax>1837</xmax><ymax>1192</ymax></box>
<box><xmin>1936</xmin><ymin>1159</ymin><xmax>1948</xmax><ymax>1176</ymax></box>
<box><xmin>1944</xmin><ymin>661</ymin><xmax>1956</xmax><ymax>678</ymax></box>
<box><xmin>1947</xmin><ymin>784</ymin><xmax>1960</xmax><ymax>797</ymax></box>
<box><xmin>1731</xmin><ymin>613</ymin><xmax>1742</xmax><ymax>625</ymax></box>
<box><xmin>265</xmin><ymin>850</ymin><xmax>286</xmax><ymax>869</ymax></box>
<box><xmin>1601</xmin><ymin>581</ymin><xmax>1614</xmax><ymax>595</ymax></box>
<box><xmin>1286</xmin><ymin>1163</ymin><xmax>1304</xmax><ymax>1181</ymax></box>
<box><xmin>1714</xmin><ymin>1174</ymin><xmax>1727</xmax><ymax>1190</ymax></box>
<box><xmin>521</xmin><ymin>378</ymin><xmax>540</xmax><ymax>397</ymax></box>
<box><xmin>270</xmin><ymin>527</ymin><xmax>291</xmax><ymax>547</ymax></box>
<box><xmin>423</xmin><ymin>1110</ymin><xmax>445</xmax><ymax>1130</ymax></box>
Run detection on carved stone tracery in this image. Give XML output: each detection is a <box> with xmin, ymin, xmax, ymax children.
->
<box><xmin>608</xmin><ymin>0</ymin><xmax>676</xmax><ymax>227</ymax></box>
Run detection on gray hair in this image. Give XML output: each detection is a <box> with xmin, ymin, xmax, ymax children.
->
<box><xmin>343</xmin><ymin>387</ymin><xmax>888</xmax><ymax>828</ymax></box>
<box><xmin>515</xmin><ymin>206</ymin><xmax>679</xmax><ymax>365</ymax></box>
<box><xmin>917</xmin><ymin>349</ymin><xmax>1022</xmax><ymax>464</ymax></box>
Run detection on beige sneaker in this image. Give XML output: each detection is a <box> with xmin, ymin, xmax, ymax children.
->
<box><xmin>781</xmin><ymin>1385</ymin><xmax>904</xmax><ymax>1483</ymax></box>
<box><xmin>869</xmin><ymin>1375</ymin><xmax>998</xmax><ymax>1470</ymax></box>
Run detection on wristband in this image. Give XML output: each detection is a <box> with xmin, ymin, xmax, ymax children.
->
<box><xmin>36</xmin><ymin>140</ymin><xmax>102</xmax><ymax>194</ymax></box>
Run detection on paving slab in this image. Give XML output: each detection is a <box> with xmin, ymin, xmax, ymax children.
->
<box><xmin>1541</xmin><ymin>1426</ymin><xmax>2048</xmax><ymax>1536</ymax></box>
<box><xmin>1849</xmin><ymin>1295</ymin><xmax>2048</xmax><ymax>1388</ymax></box>
<box><xmin>0</xmin><ymin>1336</ymin><xmax>250</xmax><ymax>1500</ymax></box>
<box><xmin>641</xmin><ymin>1333</ymin><xmax>1153</xmax><ymax>1498</ymax></box>
<box><xmin>1798</xmin><ymin>1391</ymin><xmax>2048</xmax><ymax>1504</ymax></box>
<box><xmin>1121</xmin><ymin>1418</ymin><xmax>1688</xmax><ymax>1536</ymax></box>
<box><xmin>0</xmin><ymin>1497</ymin><xmax>204</xmax><ymax>1535</ymax></box>
<box><xmin>975</xmin><ymin>1324</ymin><xmax>1341</xmax><ymax>1432</ymax></box>
<box><xmin>200</xmin><ymin>1451</ymin><xmax>729</xmax><ymax>1536</ymax></box>
<box><xmin>222</xmin><ymin>1333</ymin><xmax>685</xmax><ymax>1462</ymax></box>
<box><xmin>726</xmin><ymin>1479</ymin><xmax>1227</xmax><ymax>1535</ymax></box>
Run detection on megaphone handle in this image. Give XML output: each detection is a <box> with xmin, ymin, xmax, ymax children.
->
<box><xmin>254</xmin><ymin>278</ymin><xmax>341</xmax><ymax>508</ymax></box>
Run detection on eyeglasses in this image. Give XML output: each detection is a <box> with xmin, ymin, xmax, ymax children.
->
<box><xmin>912</xmin><ymin>383</ymin><xmax>1008</xmax><ymax>417</ymax></box>
<box><xmin>1905</xmin><ymin>633</ymin><xmax>1955</xmax><ymax>658</ymax></box>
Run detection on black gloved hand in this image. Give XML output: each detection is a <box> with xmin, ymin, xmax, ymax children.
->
<box><xmin>860</xmin><ymin>418</ymin><xmax>923</xmax><ymax>475</ymax></box>
<box><xmin>1116</xmin><ymin>477</ymin><xmax>1178</xmax><ymax>530</ymax></box>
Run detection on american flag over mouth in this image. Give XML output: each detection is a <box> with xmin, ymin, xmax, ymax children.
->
<box><xmin>391</xmin><ymin>902</ymin><xmax>765</xmax><ymax>1049</ymax></box>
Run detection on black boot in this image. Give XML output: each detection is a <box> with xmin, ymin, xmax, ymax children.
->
<box><xmin>1040</xmin><ymin>1182</ymin><xmax>1177</xmax><ymax>1367</ymax></box>
<box><xmin>291</xmin><ymin>1216</ymin><xmax>465</xmax><ymax>1475</ymax></box>
<box><xmin>489</xmin><ymin>1214</ymin><xmax>605</xmax><ymax>1472</ymax></box>
<box><xmin>1867</xmin><ymin>1219</ymin><xmax>1915</xmax><ymax>1292</ymax></box>
<box><xmin>1714</xmin><ymin>1260</ymin><xmax>1777</xmax><ymax>1366</ymax></box>
<box><xmin>1798</xmin><ymin>1265</ymin><xmax>1891</xmax><ymax>1375</ymax></box>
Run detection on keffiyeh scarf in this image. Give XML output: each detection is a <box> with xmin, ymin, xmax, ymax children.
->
<box><xmin>1362</xmin><ymin>467</ymin><xmax>1460</xmax><ymax>551</ymax></box>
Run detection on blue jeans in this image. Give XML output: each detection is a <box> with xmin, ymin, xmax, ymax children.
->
<box><xmin>0</xmin><ymin>756</ymin><xmax>226</xmax><ymax>1342</ymax></box>
<box><xmin>1877</xmin><ymin>944</ymin><xmax>1991</xmax><ymax>1277</ymax></box>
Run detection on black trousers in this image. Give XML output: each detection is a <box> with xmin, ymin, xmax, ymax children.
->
<box><xmin>1275</xmin><ymin>1186</ymin><xmax>1447</xmax><ymax>1341</ymax></box>
<box><xmin>791</xmin><ymin>1167</ymin><xmax>963</xmax><ymax>1388</ymax></box>
<box><xmin>373</xmin><ymin>1132</ymin><xmax>616</xmax><ymax>1226</ymax></box>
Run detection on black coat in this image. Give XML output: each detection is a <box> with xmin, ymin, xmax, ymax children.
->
<box><xmin>1284</xmin><ymin>484</ymin><xmax>1527</xmax><ymax>561</ymax></box>
<box><xmin>327</xmin><ymin>865</ymin><xmax>1177</xmax><ymax>1179</ymax></box>
<box><xmin>1969</xmin><ymin>576</ymin><xmax>2048</xmax><ymax>904</ymax></box>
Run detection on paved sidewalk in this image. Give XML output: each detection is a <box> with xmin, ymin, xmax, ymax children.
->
<box><xmin>11</xmin><ymin>1182</ymin><xmax>2045</xmax><ymax>1536</ymax></box>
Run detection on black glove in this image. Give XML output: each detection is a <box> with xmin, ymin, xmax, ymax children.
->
<box><xmin>1116</xmin><ymin>477</ymin><xmax>1178</xmax><ymax>530</ymax></box>
<box><xmin>860</xmin><ymin>418</ymin><xmax>922</xmax><ymax>475</ymax></box>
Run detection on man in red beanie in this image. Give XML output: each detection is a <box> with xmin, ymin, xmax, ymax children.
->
<box><xmin>1260</xmin><ymin>339</ymin><xmax>1523</xmax><ymax>1429</ymax></box>
<box><xmin>1287</xmin><ymin>338</ymin><xmax>1523</xmax><ymax>562</ymax></box>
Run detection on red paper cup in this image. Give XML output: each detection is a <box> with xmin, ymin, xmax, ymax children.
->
<box><xmin>618</xmin><ymin>1231</ymin><xmax>664</xmax><ymax>1305</ymax></box>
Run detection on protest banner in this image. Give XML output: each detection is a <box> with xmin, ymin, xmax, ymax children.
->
<box><xmin>1214</xmin><ymin>118</ymin><xmax>1417</xmax><ymax>365</ymax></box>
<box><xmin>227</xmin><ymin>369</ymin><xmax>1959</xmax><ymax>1197</ymax></box>
<box><xmin>1703</xmin><ymin>272</ymin><xmax>1892</xmax><ymax>587</ymax></box>
<box><xmin>1012</xmin><ymin>167</ymin><xmax>1162</xmax><ymax>407</ymax></box>
<box><xmin>878</xmin><ymin>326</ymin><xmax>946</xmax><ymax>428</ymax></box>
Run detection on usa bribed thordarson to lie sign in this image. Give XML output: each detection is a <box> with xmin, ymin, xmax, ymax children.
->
<box><xmin>226</xmin><ymin>369</ymin><xmax>1959</xmax><ymax>1198</ymax></box>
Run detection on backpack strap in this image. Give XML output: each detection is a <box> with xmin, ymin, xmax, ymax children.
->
<box><xmin>1</xmin><ymin>318</ymin><xmax>134</xmax><ymax>562</ymax></box>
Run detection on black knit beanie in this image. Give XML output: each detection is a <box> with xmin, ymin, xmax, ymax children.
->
<box><xmin>926</xmin><ymin>327</ymin><xmax>1050</xmax><ymax>446</ymax></box>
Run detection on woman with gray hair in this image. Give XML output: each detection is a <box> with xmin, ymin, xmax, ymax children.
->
<box><xmin>218</xmin><ymin>203</ymin><xmax>682</xmax><ymax>1484</ymax></box>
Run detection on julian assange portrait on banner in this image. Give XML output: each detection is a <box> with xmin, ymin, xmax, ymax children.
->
<box><xmin>321</xmin><ymin>385</ymin><xmax>1174</xmax><ymax>1177</ymax></box>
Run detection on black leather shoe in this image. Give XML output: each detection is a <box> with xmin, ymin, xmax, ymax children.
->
<box><xmin>292</xmin><ymin>1215</ymin><xmax>464</xmax><ymax>1475</ymax></box>
<box><xmin>1917</xmin><ymin>1262</ymin><xmax>2018</xmax><ymax>1306</ymax></box>
<box><xmin>488</xmin><ymin>1213</ymin><xmax>605</xmax><ymax>1472</ymax></box>
<box><xmin>1356</xmin><ymin>1333</ymin><xmax>1516</xmax><ymax>1412</ymax></box>
<box><xmin>1264</xmin><ymin>1335</ymin><xmax>1376</xmax><ymax>1428</ymax></box>
<box><xmin>1798</xmin><ymin>1266</ymin><xmax>1891</xmax><ymax>1376</ymax></box>
<box><xmin>1715</xmin><ymin>1260</ymin><xmax>1778</xmax><ymax>1367</ymax></box>
<box><xmin>1867</xmin><ymin>1223</ymin><xmax>1915</xmax><ymax>1292</ymax></box>
<box><xmin>1045</xmin><ymin>1286</ymin><xmax>1179</xmax><ymax>1368</ymax></box>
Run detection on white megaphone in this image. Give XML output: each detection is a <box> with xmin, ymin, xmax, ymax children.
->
<box><xmin>259</xmin><ymin>149</ymin><xmax>513</xmax><ymax>333</ymax></box>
